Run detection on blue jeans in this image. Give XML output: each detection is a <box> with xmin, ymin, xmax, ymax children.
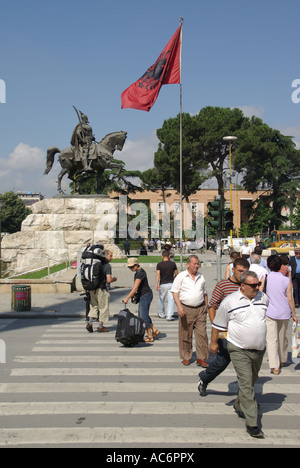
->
<box><xmin>199</xmin><ymin>339</ymin><xmax>231</xmax><ymax>384</ymax></box>
<box><xmin>138</xmin><ymin>291</ymin><xmax>153</xmax><ymax>329</ymax></box>
<box><xmin>158</xmin><ymin>283</ymin><xmax>175</xmax><ymax>318</ymax></box>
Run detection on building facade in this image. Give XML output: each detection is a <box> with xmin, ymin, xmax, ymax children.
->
<box><xmin>109</xmin><ymin>188</ymin><xmax>270</xmax><ymax>236</ymax></box>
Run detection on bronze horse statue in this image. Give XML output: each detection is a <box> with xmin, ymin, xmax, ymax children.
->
<box><xmin>44</xmin><ymin>131</ymin><xmax>127</xmax><ymax>194</ymax></box>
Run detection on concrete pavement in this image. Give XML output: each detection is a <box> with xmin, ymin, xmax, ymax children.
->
<box><xmin>0</xmin><ymin>251</ymin><xmax>227</xmax><ymax>319</ymax></box>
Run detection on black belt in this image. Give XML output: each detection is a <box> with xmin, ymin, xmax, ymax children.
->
<box><xmin>181</xmin><ymin>302</ymin><xmax>205</xmax><ymax>309</ymax></box>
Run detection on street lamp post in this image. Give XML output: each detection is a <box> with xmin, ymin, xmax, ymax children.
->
<box><xmin>223</xmin><ymin>136</ymin><xmax>237</xmax><ymax>242</ymax></box>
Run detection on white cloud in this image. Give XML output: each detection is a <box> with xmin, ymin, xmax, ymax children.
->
<box><xmin>117</xmin><ymin>132</ymin><xmax>159</xmax><ymax>172</ymax></box>
<box><xmin>278</xmin><ymin>122</ymin><xmax>300</xmax><ymax>149</ymax></box>
<box><xmin>237</xmin><ymin>105</ymin><xmax>265</xmax><ymax>118</ymax></box>
<box><xmin>0</xmin><ymin>143</ymin><xmax>60</xmax><ymax>197</ymax></box>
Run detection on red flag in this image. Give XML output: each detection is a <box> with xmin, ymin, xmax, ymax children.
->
<box><xmin>121</xmin><ymin>25</ymin><xmax>182</xmax><ymax>112</ymax></box>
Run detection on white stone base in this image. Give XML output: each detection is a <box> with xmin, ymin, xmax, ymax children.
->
<box><xmin>1</xmin><ymin>195</ymin><xmax>125</xmax><ymax>277</ymax></box>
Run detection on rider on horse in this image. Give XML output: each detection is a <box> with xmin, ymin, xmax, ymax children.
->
<box><xmin>70</xmin><ymin>111</ymin><xmax>95</xmax><ymax>172</ymax></box>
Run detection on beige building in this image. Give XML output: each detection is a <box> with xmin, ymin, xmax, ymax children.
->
<box><xmin>109</xmin><ymin>188</ymin><xmax>271</xmax><ymax>234</ymax></box>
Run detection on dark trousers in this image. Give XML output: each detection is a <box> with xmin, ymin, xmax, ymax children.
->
<box><xmin>199</xmin><ymin>338</ymin><xmax>231</xmax><ymax>384</ymax></box>
<box><xmin>292</xmin><ymin>273</ymin><xmax>300</xmax><ymax>305</ymax></box>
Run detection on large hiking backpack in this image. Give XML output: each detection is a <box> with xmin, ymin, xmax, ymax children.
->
<box><xmin>80</xmin><ymin>244</ymin><xmax>106</xmax><ymax>291</ymax></box>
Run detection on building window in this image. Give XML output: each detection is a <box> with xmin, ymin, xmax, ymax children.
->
<box><xmin>191</xmin><ymin>202</ymin><xmax>198</xmax><ymax>213</ymax></box>
<box><xmin>158</xmin><ymin>202</ymin><xmax>165</xmax><ymax>213</ymax></box>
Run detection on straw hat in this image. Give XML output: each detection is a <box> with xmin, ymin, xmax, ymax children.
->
<box><xmin>127</xmin><ymin>257</ymin><xmax>139</xmax><ymax>267</ymax></box>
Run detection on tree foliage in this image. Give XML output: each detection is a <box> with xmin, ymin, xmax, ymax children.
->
<box><xmin>193</xmin><ymin>106</ymin><xmax>246</xmax><ymax>197</ymax></box>
<box><xmin>141</xmin><ymin>113</ymin><xmax>208</xmax><ymax>201</ymax></box>
<box><xmin>142</xmin><ymin>107</ymin><xmax>249</xmax><ymax>202</ymax></box>
<box><xmin>289</xmin><ymin>198</ymin><xmax>300</xmax><ymax>229</ymax></box>
<box><xmin>144</xmin><ymin>107</ymin><xmax>300</xmax><ymax>233</ymax></box>
<box><xmin>0</xmin><ymin>191</ymin><xmax>31</xmax><ymax>233</ymax></box>
<box><xmin>234</xmin><ymin>118</ymin><xmax>300</xmax><ymax>230</ymax></box>
<box><xmin>70</xmin><ymin>160</ymin><xmax>144</xmax><ymax>195</ymax></box>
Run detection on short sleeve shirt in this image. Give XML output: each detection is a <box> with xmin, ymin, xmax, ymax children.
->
<box><xmin>212</xmin><ymin>289</ymin><xmax>269</xmax><ymax>350</ymax></box>
<box><xmin>156</xmin><ymin>260</ymin><xmax>177</xmax><ymax>284</ymax></box>
<box><xmin>171</xmin><ymin>270</ymin><xmax>207</xmax><ymax>307</ymax></box>
<box><xmin>134</xmin><ymin>268</ymin><xmax>152</xmax><ymax>296</ymax></box>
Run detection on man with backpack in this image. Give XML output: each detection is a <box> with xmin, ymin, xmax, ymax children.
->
<box><xmin>85</xmin><ymin>249</ymin><xmax>117</xmax><ymax>333</ymax></box>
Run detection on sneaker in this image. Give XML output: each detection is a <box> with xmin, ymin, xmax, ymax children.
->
<box><xmin>198</xmin><ymin>379</ymin><xmax>207</xmax><ymax>397</ymax></box>
<box><xmin>246</xmin><ymin>426</ymin><xmax>264</xmax><ymax>438</ymax></box>
<box><xmin>166</xmin><ymin>317</ymin><xmax>174</xmax><ymax>321</ymax></box>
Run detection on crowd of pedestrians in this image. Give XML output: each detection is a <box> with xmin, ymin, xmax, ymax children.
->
<box><xmin>200</xmin><ymin>246</ymin><xmax>298</xmax><ymax>439</ymax></box>
<box><xmin>83</xmin><ymin>240</ymin><xmax>299</xmax><ymax>440</ymax></box>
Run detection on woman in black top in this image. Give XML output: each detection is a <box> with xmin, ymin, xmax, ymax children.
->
<box><xmin>123</xmin><ymin>258</ymin><xmax>160</xmax><ymax>342</ymax></box>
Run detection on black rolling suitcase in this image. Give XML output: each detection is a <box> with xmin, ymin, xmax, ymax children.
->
<box><xmin>115</xmin><ymin>307</ymin><xmax>146</xmax><ymax>347</ymax></box>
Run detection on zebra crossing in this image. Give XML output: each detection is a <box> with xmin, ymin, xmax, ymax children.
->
<box><xmin>0</xmin><ymin>316</ymin><xmax>300</xmax><ymax>447</ymax></box>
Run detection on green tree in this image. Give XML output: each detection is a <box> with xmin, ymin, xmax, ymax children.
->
<box><xmin>193</xmin><ymin>106</ymin><xmax>247</xmax><ymax>198</ymax></box>
<box><xmin>289</xmin><ymin>198</ymin><xmax>300</xmax><ymax>229</ymax></box>
<box><xmin>234</xmin><ymin>118</ymin><xmax>300</xmax><ymax>230</ymax></box>
<box><xmin>247</xmin><ymin>198</ymin><xmax>273</xmax><ymax>235</ymax></box>
<box><xmin>70</xmin><ymin>161</ymin><xmax>143</xmax><ymax>195</ymax></box>
<box><xmin>140</xmin><ymin>167</ymin><xmax>172</xmax><ymax>203</ymax></box>
<box><xmin>0</xmin><ymin>191</ymin><xmax>31</xmax><ymax>233</ymax></box>
<box><xmin>143</xmin><ymin>113</ymin><xmax>208</xmax><ymax>201</ymax></box>
<box><xmin>144</xmin><ymin>107</ymin><xmax>249</xmax><ymax>206</ymax></box>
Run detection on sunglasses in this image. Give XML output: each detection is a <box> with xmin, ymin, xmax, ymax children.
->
<box><xmin>242</xmin><ymin>282</ymin><xmax>261</xmax><ymax>288</ymax></box>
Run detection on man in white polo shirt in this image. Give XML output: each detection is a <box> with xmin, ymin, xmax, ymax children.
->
<box><xmin>171</xmin><ymin>255</ymin><xmax>209</xmax><ymax>367</ymax></box>
<box><xmin>210</xmin><ymin>271</ymin><xmax>269</xmax><ymax>439</ymax></box>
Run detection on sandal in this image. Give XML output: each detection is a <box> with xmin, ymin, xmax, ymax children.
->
<box><xmin>144</xmin><ymin>336</ymin><xmax>154</xmax><ymax>343</ymax></box>
<box><xmin>152</xmin><ymin>329</ymin><xmax>160</xmax><ymax>338</ymax></box>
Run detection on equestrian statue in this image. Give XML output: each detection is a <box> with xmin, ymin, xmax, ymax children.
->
<box><xmin>44</xmin><ymin>107</ymin><xmax>127</xmax><ymax>194</ymax></box>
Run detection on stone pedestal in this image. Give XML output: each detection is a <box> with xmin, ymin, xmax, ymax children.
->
<box><xmin>1</xmin><ymin>195</ymin><xmax>125</xmax><ymax>277</ymax></box>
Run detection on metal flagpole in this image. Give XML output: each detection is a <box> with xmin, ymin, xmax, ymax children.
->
<box><xmin>179</xmin><ymin>18</ymin><xmax>183</xmax><ymax>271</ymax></box>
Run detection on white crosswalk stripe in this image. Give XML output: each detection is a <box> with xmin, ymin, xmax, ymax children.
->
<box><xmin>1</xmin><ymin>317</ymin><xmax>300</xmax><ymax>447</ymax></box>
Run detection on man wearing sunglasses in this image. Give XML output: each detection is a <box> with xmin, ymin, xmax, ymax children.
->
<box><xmin>198</xmin><ymin>258</ymin><xmax>249</xmax><ymax>396</ymax></box>
<box><xmin>210</xmin><ymin>271</ymin><xmax>269</xmax><ymax>439</ymax></box>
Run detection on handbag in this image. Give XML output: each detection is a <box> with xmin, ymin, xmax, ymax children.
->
<box><xmin>292</xmin><ymin>322</ymin><xmax>300</xmax><ymax>363</ymax></box>
<box><xmin>131</xmin><ymin>293</ymin><xmax>140</xmax><ymax>304</ymax></box>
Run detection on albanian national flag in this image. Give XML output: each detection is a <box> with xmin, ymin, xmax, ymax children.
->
<box><xmin>121</xmin><ymin>25</ymin><xmax>182</xmax><ymax>112</ymax></box>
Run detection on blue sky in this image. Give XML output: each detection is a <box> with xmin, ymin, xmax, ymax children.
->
<box><xmin>0</xmin><ymin>0</ymin><xmax>299</xmax><ymax>197</ymax></box>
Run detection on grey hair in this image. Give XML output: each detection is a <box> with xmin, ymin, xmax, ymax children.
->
<box><xmin>250</xmin><ymin>254</ymin><xmax>261</xmax><ymax>265</ymax></box>
<box><xmin>240</xmin><ymin>271</ymin><xmax>259</xmax><ymax>283</ymax></box>
<box><xmin>186</xmin><ymin>255</ymin><xmax>199</xmax><ymax>264</ymax></box>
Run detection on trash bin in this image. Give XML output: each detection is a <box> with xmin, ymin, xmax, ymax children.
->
<box><xmin>11</xmin><ymin>285</ymin><xmax>31</xmax><ymax>312</ymax></box>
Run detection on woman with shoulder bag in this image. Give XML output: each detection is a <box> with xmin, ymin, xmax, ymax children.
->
<box><xmin>123</xmin><ymin>258</ymin><xmax>160</xmax><ymax>343</ymax></box>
